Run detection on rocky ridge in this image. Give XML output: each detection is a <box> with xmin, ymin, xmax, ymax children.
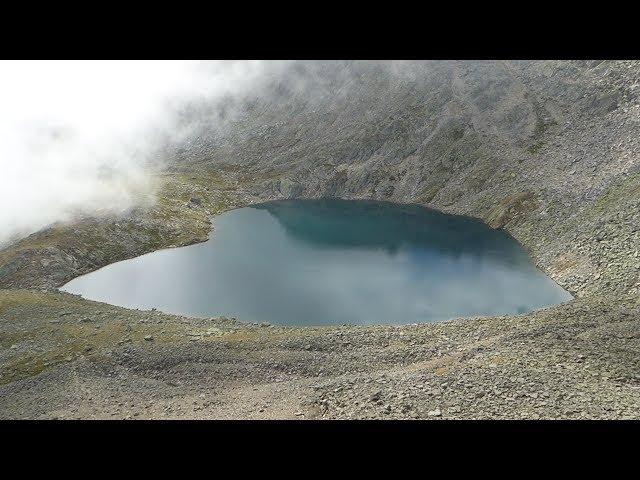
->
<box><xmin>1</xmin><ymin>60</ymin><xmax>639</xmax><ymax>419</ymax></box>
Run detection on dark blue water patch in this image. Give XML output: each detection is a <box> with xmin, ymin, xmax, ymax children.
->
<box><xmin>61</xmin><ymin>199</ymin><xmax>572</xmax><ymax>325</ymax></box>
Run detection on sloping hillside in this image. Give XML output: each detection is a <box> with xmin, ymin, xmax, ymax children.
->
<box><xmin>172</xmin><ymin>60</ymin><xmax>640</xmax><ymax>299</ymax></box>
<box><xmin>2</xmin><ymin>60</ymin><xmax>640</xmax><ymax>420</ymax></box>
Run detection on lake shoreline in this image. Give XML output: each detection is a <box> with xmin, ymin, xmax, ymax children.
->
<box><xmin>1</xmin><ymin>170</ymin><xmax>638</xmax><ymax>419</ymax></box>
<box><xmin>61</xmin><ymin>198</ymin><xmax>571</xmax><ymax>326</ymax></box>
<box><xmin>2</xmin><ymin>60</ymin><xmax>640</xmax><ymax>419</ymax></box>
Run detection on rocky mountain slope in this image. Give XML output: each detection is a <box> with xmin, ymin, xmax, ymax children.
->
<box><xmin>1</xmin><ymin>60</ymin><xmax>639</xmax><ymax>419</ymax></box>
<box><xmin>175</xmin><ymin>60</ymin><xmax>640</xmax><ymax>300</ymax></box>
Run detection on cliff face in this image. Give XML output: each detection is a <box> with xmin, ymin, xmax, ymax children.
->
<box><xmin>172</xmin><ymin>60</ymin><xmax>640</xmax><ymax>300</ymax></box>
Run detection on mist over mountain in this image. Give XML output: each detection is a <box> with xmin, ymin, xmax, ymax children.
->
<box><xmin>7</xmin><ymin>60</ymin><xmax>636</xmax><ymax>251</ymax></box>
<box><xmin>0</xmin><ymin>60</ymin><xmax>282</xmax><ymax>246</ymax></box>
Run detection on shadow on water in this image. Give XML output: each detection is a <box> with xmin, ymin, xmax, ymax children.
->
<box><xmin>255</xmin><ymin>199</ymin><xmax>530</xmax><ymax>268</ymax></box>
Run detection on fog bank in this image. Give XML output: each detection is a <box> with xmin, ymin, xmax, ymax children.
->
<box><xmin>0</xmin><ymin>60</ymin><xmax>277</xmax><ymax>246</ymax></box>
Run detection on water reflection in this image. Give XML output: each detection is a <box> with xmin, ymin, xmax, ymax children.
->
<box><xmin>62</xmin><ymin>199</ymin><xmax>572</xmax><ymax>325</ymax></box>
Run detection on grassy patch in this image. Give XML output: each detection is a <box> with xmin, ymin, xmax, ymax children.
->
<box><xmin>486</xmin><ymin>191</ymin><xmax>537</xmax><ymax>228</ymax></box>
<box><xmin>0</xmin><ymin>290</ymin><xmax>82</xmax><ymax>314</ymax></box>
<box><xmin>526</xmin><ymin>141</ymin><xmax>545</xmax><ymax>154</ymax></box>
<box><xmin>0</xmin><ymin>311</ymin><xmax>193</xmax><ymax>385</ymax></box>
<box><xmin>0</xmin><ymin>170</ymin><xmax>245</xmax><ymax>289</ymax></box>
<box><xmin>591</xmin><ymin>172</ymin><xmax>640</xmax><ymax>218</ymax></box>
<box><xmin>551</xmin><ymin>253</ymin><xmax>580</xmax><ymax>273</ymax></box>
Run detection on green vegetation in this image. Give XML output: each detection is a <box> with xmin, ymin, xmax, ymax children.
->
<box><xmin>0</xmin><ymin>170</ymin><xmax>243</xmax><ymax>290</ymax></box>
<box><xmin>591</xmin><ymin>172</ymin><xmax>640</xmax><ymax>218</ymax></box>
<box><xmin>526</xmin><ymin>141</ymin><xmax>544</xmax><ymax>154</ymax></box>
<box><xmin>486</xmin><ymin>191</ymin><xmax>537</xmax><ymax>229</ymax></box>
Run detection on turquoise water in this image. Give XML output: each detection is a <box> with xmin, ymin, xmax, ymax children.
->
<box><xmin>61</xmin><ymin>199</ymin><xmax>572</xmax><ymax>325</ymax></box>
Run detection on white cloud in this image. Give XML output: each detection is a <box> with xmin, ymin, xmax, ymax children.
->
<box><xmin>0</xmin><ymin>60</ymin><xmax>275</xmax><ymax>246</ymax></box>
